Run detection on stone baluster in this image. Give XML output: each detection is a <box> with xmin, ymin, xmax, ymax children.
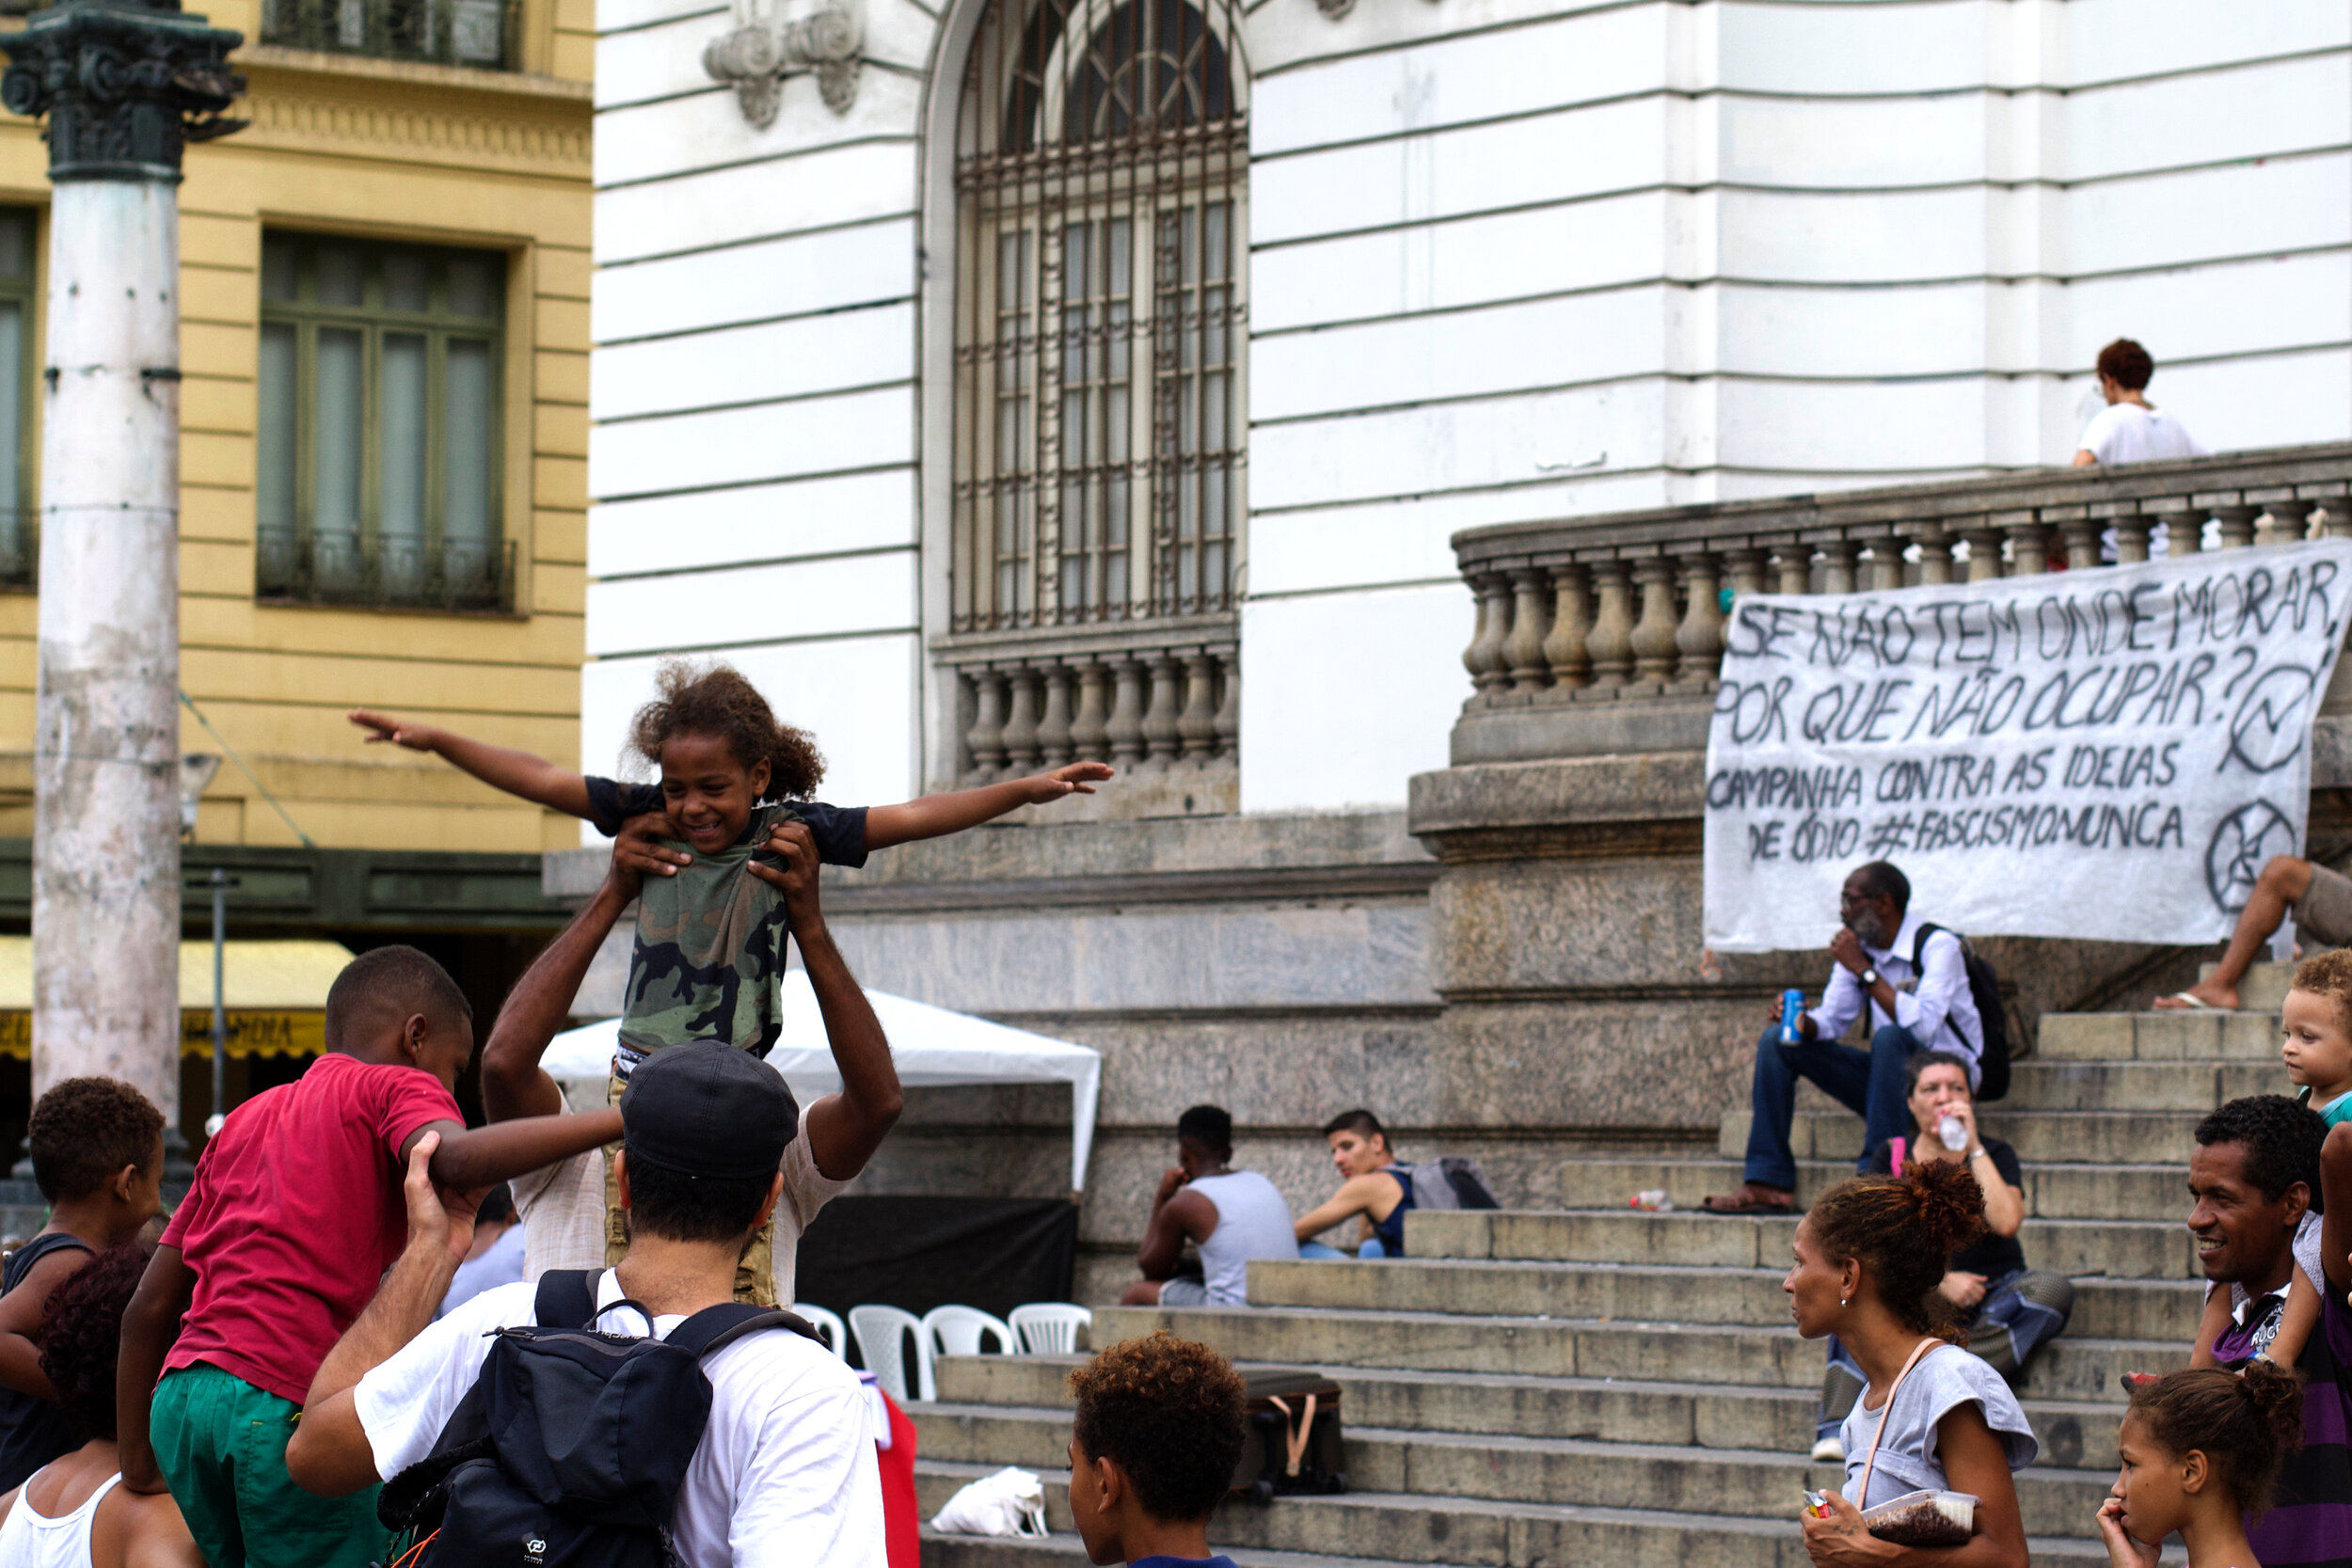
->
<box><xmin>2110</xmin><ymin>511</ymin><xmax>2153</xmax><ymax>565</ymax></box>
<box><xmin>1071</xmin><ymin>659</ymin><xmax>1111</xmax><ymax>762</ymax></box>
<box><xmin>1629</xmin><ymin>559</ymin><xmax>1680</xmax><ymax>687</ymax></box>
<box><xmin>1541</xmin><ymin>562</ymin><xmax>1591</xmax><ymax>693</ymax></box>
<box><xmin>2167</xmin><ymin>501</ymin><xmax>2208</xmax><ymax>557</ymax></box>
<box><xmin>1000</xmin><ymin>663</ymin><xmax>1043</xmax><ymax>771</ymax></box>
<box><xmin>1772</xmin><ymin>545</ymin><xmax>1812</xmax><ymax>595</ymax></box>
<box><xmin>1105</xmin><ymin>656</ymin><xmax>1148</xmax><ymax>767</ymax></box>
<box><xmin>965</xmin><ymin>666</ymin><xmax>1009</xmax><ymax>780</ymax></box>
<box><xmin>1462</xmin><ymin>571</ymin><xmax>1513</xmax><ymax>702</ymax></box>
<box><xmin>1960</xmin><ymin>521</ymin><xmax>2004</xmax><ymax>582</ymax></box>
<box><xmin>1038</xmin><ymin>662</ymin><xmax>1075</xmax><ymax>767</ymax></box>
<box><xmin>2322</xmin><ymin>498</ymin><xmax>2352</xmax><ymax>540</ymax></box>
<box><xmin>1914</xmin><ymin>529</ymin><xmax>1954</xmax><ymax>587</ymax></box>
<box><xmin>2213</xmin><ymin>503</ymin><xmax>2258</xmax><ymax>550</ymax></box>
<box><xmin>1178</xmin><ymin>651</ymin><xmax>1219</xmax><ymax>760</ymax></box>
<box><xmin>1724</xmin><ymin>547</ymin><xmax>1769</xmax><ymax>601</ymax></box>
<box><xmin>2058</xmin><ymin>515</ymin><xmax>2101</xmax><ymax>571</ymax></box>
<box><xmin>1861</xmin><ymin>532</ymin><xmax>1906</xmax><ymax>592</ymax></box>
<box><xmin>1820</xmin><ymin>540</ymin><xmax>1860</xmax><ymax>596</ymax></box>
<box><xmin>1584</xmin><ymin>562</ymin><xmax>1635</xmax><ymax>689</ymax></box>
<box><xmin>2271</xmin><ymin>498</ymin><xmax>2318</xmax><ymax>543</ymax></box>
<box><xmin>2003</xmin><ymin>517</ymin><xmax>2047</xmax><ymax>577</ymax></box>
<box><xmin>1504</xmin><ymin>568</ymin><xmax>1551</xmax><ymax>692</ymax></box>
<box><xmin>1211</xmin><ymin>650</ymin><xmax>1239</xmax><ymax>761</ymax></box>
<box><xmin>1141</xmin><ymin>651</ymin><xmax>1184</xmax><ymax>768</ymax></box>
<box><xmin>1675</xmin><ymin>552</ymin><xmax>1724</xmax><ymax>688</ymax></box>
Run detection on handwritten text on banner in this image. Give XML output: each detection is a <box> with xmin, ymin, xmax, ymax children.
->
<box><xmin>1702</xmin><ymin>540</ymin><xmax>2352</xmax><ymax>950</ymax></box>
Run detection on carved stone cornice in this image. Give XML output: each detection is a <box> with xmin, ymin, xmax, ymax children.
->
<box><xmin>0</xmin><ymin>0</ymin><xmax>246</xmax><ymax>182</ymax></box>
<box><xmin>703</xmin><ymin>0</ymin><xmax>862</xmax><ymax>127</ymax></box>
<box><xmin>238</xmin><ymin>79</ymin><xmax>590</xmax><ymax>173</ymax></box>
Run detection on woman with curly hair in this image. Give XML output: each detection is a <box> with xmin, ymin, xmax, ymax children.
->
<box><xmin>1786</xmin><ymin>1159</ymin><xmax>2036</xmax><ymax>1568</ymax></box>
<box><xmin>0</xmin><ymin>1243</ymin><xmax>201</xmax><ymax>1567</ymax></box>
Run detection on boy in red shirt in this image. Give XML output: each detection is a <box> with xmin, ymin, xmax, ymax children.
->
<box><xmin>114</xmin><ymin>944</ymin><xmax>621</xmax><ymax>1568</ymax></box>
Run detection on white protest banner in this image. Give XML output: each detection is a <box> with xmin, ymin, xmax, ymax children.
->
<box><xmin>1703</xmin><ymin>540</ymin><xmax>2352</xmax><ymax>951</ymax></box>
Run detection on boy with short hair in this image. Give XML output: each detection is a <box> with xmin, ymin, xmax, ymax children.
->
<box><xmin>1293</xmin><ymin>1109</ymin><xmax>1410</xmax><ymax>1259</ymax></box>
<box><xmin>0</xmin><ymin>1077</ymin><xmax>166</xmax><ymax>1490</ymax></box>
<box><xmin>1066</xmin><ymin>1332</ymin><xmax>1246</xmax><ymax>1568</ymax></box>
<box><xmin>114</xmin><ymin>944</ymin><xmax>624</xmax><ymax>1568</ymax></box>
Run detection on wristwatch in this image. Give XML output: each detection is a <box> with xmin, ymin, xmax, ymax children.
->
<box><xmin>1859</xmin><ymin>968</ymin><xmax>1879</xmax><ymax>987</ymax></box>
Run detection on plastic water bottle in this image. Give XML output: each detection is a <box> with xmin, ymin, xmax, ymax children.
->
<box><xmin>1778</xmin><ymin>989</ymin><xmax>1805</xmax><ymax>1044</ymax></box>
<box><xmin>1630</xmin><ymin>1190</ymin><xmax>1674</xmax><ymax>1212</ymax></box>
<box><xmin>1937</xmin><ymin>1114</ymin><xmax>1968</xmax><ymax>1151</ymax></box>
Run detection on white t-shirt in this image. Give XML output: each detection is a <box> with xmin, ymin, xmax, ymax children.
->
<box><xmin>354</xmin><ymin>1268</ymin><xmax>885</xmax><ymax>1568</ymax></box>
<box><xmin>1839</xmin><ymin>1343</ymin><xmax>2038</xmax><ymax>1509</ymax></box>
<box><xmin>2076</xmin><ymin>402</ymin><xmax>2208</xmax><ymax>466</ymax></box>
<box><xmin>510</xmin><ymin>1101</ymin><xmax>851</xmax><ymax>1307</ymax></box>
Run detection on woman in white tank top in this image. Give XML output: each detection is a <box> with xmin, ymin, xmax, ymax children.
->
<box><xmin>0</xmin><ymin>1245</ymin><xmax>200</xmax><ymax>1568</ymax></box>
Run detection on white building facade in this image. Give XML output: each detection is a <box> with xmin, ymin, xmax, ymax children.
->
<box><xmin>582</xmin><ymin>0</ymin><xmax>2352</xmax><ymax>820</ymax></box>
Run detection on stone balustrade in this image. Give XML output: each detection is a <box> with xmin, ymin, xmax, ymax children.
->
<box><xmin>937</xmin><ymin>626</ymin><xmax>1238</xmax><ymax>785</ymax></box>
<box><xmin>1448</xmin><ymin>441</ymin><xmax>2352</xmax><ymax>766</ymax></box>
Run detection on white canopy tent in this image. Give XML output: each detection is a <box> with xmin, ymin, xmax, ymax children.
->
<box><xmin>540</xmin><ymin>972</ymin><xmax>1103</xmax><ymax>1192</ymax></box>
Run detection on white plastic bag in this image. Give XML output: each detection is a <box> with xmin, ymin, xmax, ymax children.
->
<box><xmin>928</xmin><ymin>1466</ymin><xmax>1049</xmax><ymax>1537</ymax></box>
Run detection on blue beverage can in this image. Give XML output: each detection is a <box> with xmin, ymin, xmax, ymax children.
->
<box><xmin>1778</xmin><ymin>989</ymin><xmax>1805</xmax><ymax>1044</ymax></box>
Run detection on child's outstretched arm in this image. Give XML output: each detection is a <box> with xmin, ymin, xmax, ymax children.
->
<box><xmin>399</xmin><ymin>1108</ymin><xmax>624</xmax><ymax>1193</ymax></box>
<box><xmin>118</xmin><ymin>1246</ymin><xmax>197</xmax><ymax>1495</ymax></box>
<box><xmin>2189</xmin><ymin>1282</ymin><xmax>2233</xmax><ymax>1368</ymax></box>
<box><xmin>349</xmin><ymin>710</ymin><xmax>596</xmax><ymax>820</ymax></box>
<box><xmin>863</xmin><ymin>762</ymin><xmax>1114</xmax><ymax>850</ymax></box>
<box><xmin>2264</xmin><ymin>1267</ymin><xmax>2323</xmax><ymax>1369</ymax></box>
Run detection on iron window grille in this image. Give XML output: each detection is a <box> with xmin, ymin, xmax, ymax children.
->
<box><xmin>259</xmin><ymin>0</ymin><xmax>516</xmax><ymax>69</ymax></box>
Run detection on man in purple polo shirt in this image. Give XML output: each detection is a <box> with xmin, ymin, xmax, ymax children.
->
<box><xmin>2190</xmin><ymin>1095</ymin><xmax>2352</xmax><ymax>1566</ymax></box>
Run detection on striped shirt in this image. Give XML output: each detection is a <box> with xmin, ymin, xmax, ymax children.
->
<box><xmin>2221</xmin><ymin>1286</ymin><xmax>2352</xmax><ymax>1567</ymax></box>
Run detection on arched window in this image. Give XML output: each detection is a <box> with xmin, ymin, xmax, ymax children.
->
<box><xmin>951</xmin><ymin>0</ymin><xmax>1245</xmax><ymax>634</ymax></box>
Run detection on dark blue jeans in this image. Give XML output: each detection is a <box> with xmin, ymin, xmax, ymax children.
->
<box><xmin>1742</xmin><ymin>1021</ymin><xmax>1922</xmax><ymax>1190</ymax></box>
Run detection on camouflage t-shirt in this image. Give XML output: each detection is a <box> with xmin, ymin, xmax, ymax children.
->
<box><xmin>584</xmin><ymin>779</ymin><xmax>868</xmax><ymax>1053</ymax></box>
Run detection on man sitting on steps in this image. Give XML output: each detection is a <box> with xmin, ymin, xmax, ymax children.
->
<box><xmin>1122</xmin><ymin>1106</ymin><xmax>1297</xmax><ymax>1307</ymax></box>
<box><xmin>2156</xmin><ymin>855</ymin><xmax>2352</xmax><ymax>1011</ymax></box>
<box><xmin>1705</xmin><ymin>860</ymin><xmax>1983</xmax><ymax>1216</ymax></box>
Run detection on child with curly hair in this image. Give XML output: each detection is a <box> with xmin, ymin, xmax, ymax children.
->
<box><xmin>2099</xmin><ymin>1362</ymin><xmax>2305</xmax><ymax>1568</ymax></box>
<box><xmin>357</xmin><ymin>661</ymin><xmax>1112</xmax><ymax>1305</ymax></box>
<box><xmin>1066</xmin><ymin>1332</ymin><xmax>1247</xmax><ymax>1568</ymax></box>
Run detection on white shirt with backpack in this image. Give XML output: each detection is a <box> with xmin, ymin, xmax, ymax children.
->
<box><xmin>353</xmin><ymin>1268</ymin><xmax>884</xmax><ymax>1568</ymax></box>
<box><xmin>1804</xmin><ymin>912</ymin><xmax>1984</xmax><ymax>1085</ymax></box>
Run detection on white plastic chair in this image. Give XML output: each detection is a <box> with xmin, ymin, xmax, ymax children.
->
<box><xmin>850</xmin><ymin>1305</ymin><xmax>932</xmax><ymax>1402</ymax></box>
<box><xmin>923</xmin><ymin>1304</ymin><xmax>1020</xmax><ymax>1361</ymax></box>
<box><xmin>796</xmin><ymin>1303</ymin><xmax>848</xmax><ymax>1360</ymax></box>
<box><xmin>1009</xmin><ymin>1302</ymin><xmax>1092</xmax><ymax>1354</ymax></box>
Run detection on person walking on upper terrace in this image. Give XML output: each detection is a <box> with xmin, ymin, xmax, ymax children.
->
<box><xmin>1705</xmin><ymin>861</ymin><xmax>1984</xmax><ymax>1217</ymax></box>
<box><xmin>2155</xmin><ymin>855</ymin><xmax>2352</xmax><ymax>1013</ymax></box>
<box><xmin>1123</xmin><ymin>1106</ymin><xmax>1297</xmax><ymax>1307</ymax></box>
<box><xmin>2074</xmin><ymin>339</ymin><xmax>2207</xmax><ymax>468</ymax></box>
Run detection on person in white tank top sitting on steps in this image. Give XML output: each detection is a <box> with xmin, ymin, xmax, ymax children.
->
<box><xmin>1123</xmin><ymin>1105</ymin><xmax>1299</xmax><ymax>1307</ymax></box>
<box><xmin>0</xmin><ymin>1243</ymin><xmax>201</xmax><ymax>1568</ymax></box>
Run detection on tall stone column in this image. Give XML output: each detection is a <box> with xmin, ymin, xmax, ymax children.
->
<box><xmin>0</xmin><ymin>3</ymin><xmax>243</xmax><ymax>1127</ymax></box>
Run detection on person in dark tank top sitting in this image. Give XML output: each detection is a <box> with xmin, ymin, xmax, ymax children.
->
<box><xmin>1295</xmin><ymin>1110</ymin><xmax>1414</xmax><ymax>1259</ymax></box>
<box><xmin>0</xmin><ymin>1080</ymin><xmax>167</xmax><ymax>1492</ymax></box>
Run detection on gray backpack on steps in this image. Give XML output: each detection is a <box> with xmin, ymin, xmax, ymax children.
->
<box><xmin>1403</xmin><ymin>1156</ymin><xmax>1500</xmax><ymax>1212</ymax></box>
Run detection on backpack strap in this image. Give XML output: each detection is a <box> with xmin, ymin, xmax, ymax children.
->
<box><xmin>666</xmin><ymin>1303</ymin><xmax>825</xmax><ymax>1361</ymax></box>
<box><xmin>1908</xmin><ymin>923</ymin><xmax>1987</xmax><ymax>1060</ymax></box>
<box><xmin>532</xmin><ymin>1269</ymin><xmax>601</xmax><ymax>1329</ymax></box>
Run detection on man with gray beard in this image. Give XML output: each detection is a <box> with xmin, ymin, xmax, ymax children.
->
<box><xmin>1704</xmin><ymin>861</ymin><xmax>1986</xmax><ymax>1215</ymax></box>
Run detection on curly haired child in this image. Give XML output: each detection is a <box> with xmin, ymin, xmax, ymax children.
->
<box><xmin>1066</xmin><ymin>1332</ymin><xmax>1247</xmax><ymax>1568</ymax></box>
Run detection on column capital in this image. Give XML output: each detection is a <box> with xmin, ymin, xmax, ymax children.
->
<box><xmin>1</xmin><ymin>0</ymin><xmax>246</xmax><ymax>183</ymax></box>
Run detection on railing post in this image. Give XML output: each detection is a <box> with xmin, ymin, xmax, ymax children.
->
<box><xmin>1724</xmin><ymin>546</ymin><xmax>1768</xmax><ymax>601</ymax></box>
<box><xmin>1541</xmin><ymin>562</ymin><xmax>1591</xmax><ymax>693</ymax></box>
<box><xmin>1861</xmin><ymin>532</ymin><xmax>1904</xmax><ymax>592</ymax></box>
<box><xmin>1675</xmin><ymin>552</ymin><xmax>1724</xmax><ymax>689</ymax></box>
<box><xmin>1463</xmin><ymin>570</ymin><xmax>1512</xmax><ymax>701</ymax></box>
<box><xmin>2213</xmin><ymin>503</ymin><xmax>2258</xmax><ymax>550</ymax></box>
<box><xmin>2058</xmin><ymin>514</ymin><xmax>2101</xmax><ymax>571</ymax></box>
<box><xmin>1629</xmin><ymin>558</ymin><xmax>1679</xmax><ymax>688</ymax></box>
<box><xmin>966</xmin><ymin>665</ymin><xmax>1009</xmax><ymax>780</ymax></box>
<box><xmin>1504</xmin><ymin>568</ymin><xmax>1551</xmax><ymax>693</ymax></box>
<box><xmin>1106</xmin><ymin>656</ymin><xmax>1148</xmax><ymax>767</ymax></box>
<box><xmin>1914</xmin><ymin>529</ymin><xmax>1953</xmax><ymax>587</ymax></box>
<box><xmin>1178</xmin><ymin>650</ymin><xmax>1219</xmax><ymax>759</ymax></box>
<box><xmin>1141</xmin><ymin>650</ymin><xmax>1184</xmax><ymax>768</ymax></box>
<box><xmin>1961</xmin><ymin>520</ymin><xmax>2003</xmax><ymax>582</ymax></box>
<box><xmin>1820</xmin><ymin>540</ymin><xmax>1859</xmax><ymax>596</ymax></box>
<box><xmin>1212</xmin><ymin>649</ymin><xmax>1239</xmax><ymax>761</ymax></box>
<box><xmin>1038</xmin><ymin>660</ymin><xmax>1074</xmax><ymax>767</ymax></box>
<box><xmin>2002</xmin><ymin>515</ymin><xmax>2047</xmax><ymax>577</ymax></box>
<box><xmin>1772</xmin><ymin>544</ymin><xmax>1810</xmax><ymax>595</ymax></box>
<box><xmin>1072</xmin><ymin>658</ymin><xmax>1111</xmax><ymax>761</ymax></box>
<box><xmin>2111</xmin><ymin>510</ymin><xmax>2153</xmax><ymax>565</ymax></box>
<box><xmin>1001</xmin><ymin>661</ymin><xmax>1043</xmax><ymax>770</ymax></box>
<box><xmin>2271</xmin><ymin>498</ymin><xmax>2318</xmax><ymax>544</ymax></box>
<box><xmin>1585</xmin><ymin>561</ymin><xmax>1635</xmax><ymax>689</ymax></box>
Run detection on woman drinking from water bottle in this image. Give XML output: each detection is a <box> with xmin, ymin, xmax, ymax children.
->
<box><xmin>1806</xmin><ymin>1052</ymin><xmax>2075</xmax><ymax>1463</ymax></box>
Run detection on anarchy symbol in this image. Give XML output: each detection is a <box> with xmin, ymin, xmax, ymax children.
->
<box><xmin>2206</xmin><ymin>801</ymin><xmax>2298</xmax><ymax>915</ymax></box>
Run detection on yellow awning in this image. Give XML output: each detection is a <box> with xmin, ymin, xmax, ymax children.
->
<box><xmin>0</xmin><ymin>938</ymin><xmax>354</xmax><ymax>1058</ymax></box>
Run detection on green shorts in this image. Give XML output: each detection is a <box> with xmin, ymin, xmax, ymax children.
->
<box><xmin>151</xmin><ymin>1362</ymin><xmax>387</xmax><ymax>1568</ymax></box>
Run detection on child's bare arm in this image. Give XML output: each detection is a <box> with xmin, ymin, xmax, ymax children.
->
<box><xmin>118</xmin><ymin>1246</ymin><xmax>197</xmax><ymax>1496</ymax></box>
<box><xmin>2264</xmin><ymin>1268</ymin><xmax>2323</xmax><ymax>1369</ymax></box>
<box><xmin>400</xmin><ymin>1109</ymin><xmax>624</xmax><ymax>1192</ymax></box>
<box><xmin>0</xmin><ymin>1244</ymin><xmax>87</xmax><ymax>1400</ymax></box>
<box><xmin>349</xmin><ymin>710</ymin><xmax>595</xmax><ymax>819</ymax></box>
<box><xmin>863</xmin><ymin>763</ymin><xmax>1115</xmax><ymax>850</ymax></box>
<box><xmin>2189</xmin><ymin>1283</ymin><xmax>2233</xmax><ymax>1369</ymax></box>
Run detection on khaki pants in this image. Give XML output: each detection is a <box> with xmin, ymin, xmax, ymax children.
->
<box><xmin>604</xmin><ymin>1066</ymin><xmax>775</xmax><ymax>1306</ymax></box>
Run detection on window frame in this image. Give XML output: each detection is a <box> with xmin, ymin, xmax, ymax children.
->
<box><xmin>255</xmin><ymin>232</ymin><xmax>509</xmax><ymax>613</ymax></box>
<box><xmin>0</xmin><ymin>207</ymin><xmax>40</xmax><ymax>591</ymax></box>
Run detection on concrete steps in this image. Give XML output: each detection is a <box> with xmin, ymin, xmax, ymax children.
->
<box><xmin>919</xmin><ymin>1001</ymin><xmax>2230</xmax><ymax>1568</ymax></box>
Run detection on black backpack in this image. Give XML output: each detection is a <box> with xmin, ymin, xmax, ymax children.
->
<box><xmin>1911</xmin><ymin>923</ymin><xmax>2010</xmax><ymax>1102</ymax></box>
<box><xmin>377</xmin><ymin>1270</ymin><xmax>822</xmax><ymax>1568</ymax></box>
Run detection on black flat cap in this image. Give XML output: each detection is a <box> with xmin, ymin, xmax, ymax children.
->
<box><xmin>619</xmin><ymin>1039</ymin><xmax>798</xmax><ymax>1179</ymax></box>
